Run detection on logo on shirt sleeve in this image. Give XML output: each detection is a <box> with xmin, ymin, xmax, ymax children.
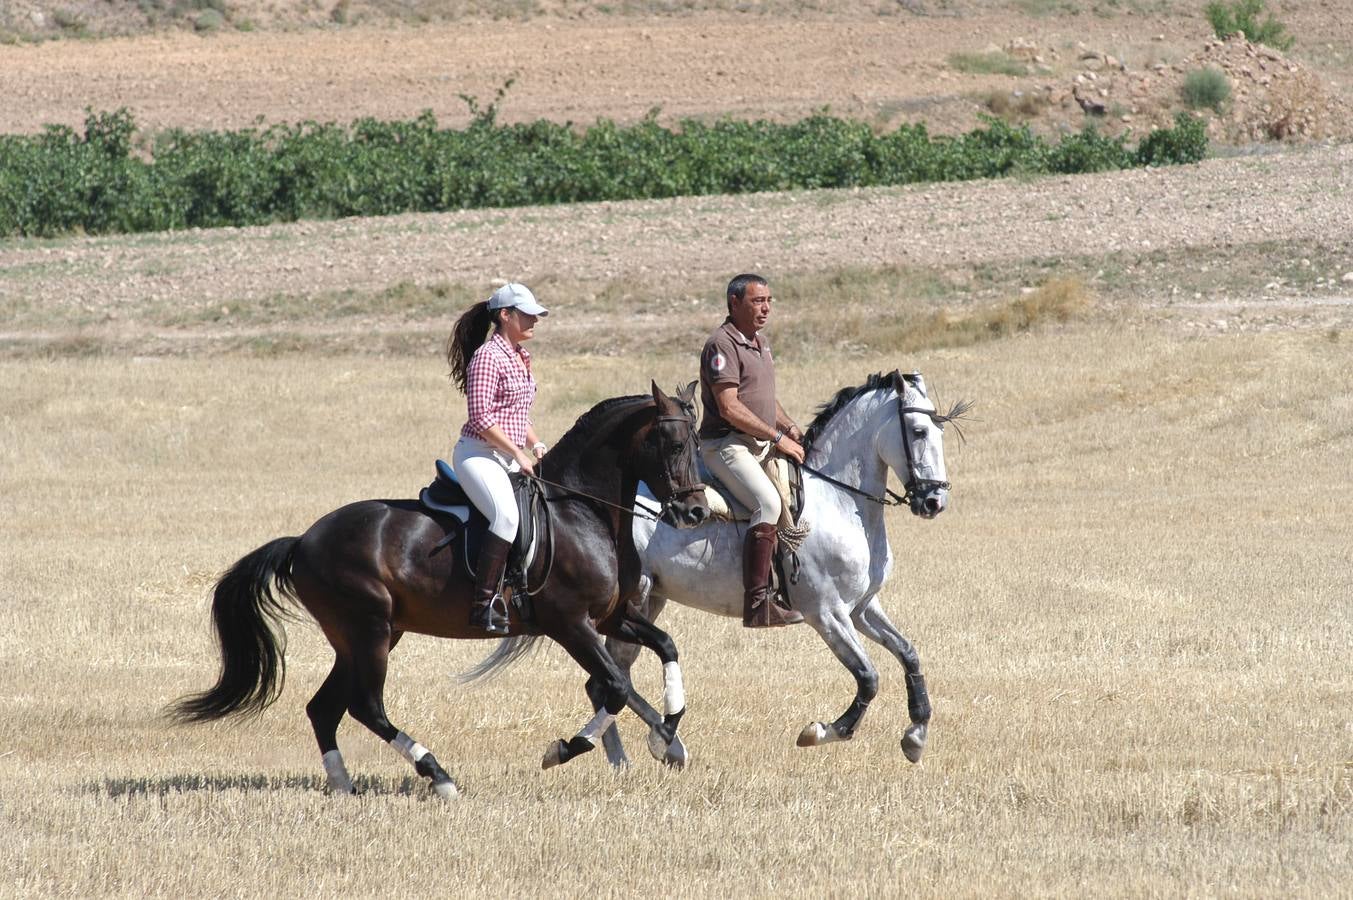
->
<box><xmin>710</xmin><ymin>352</ymin><xmax>726</xmax><ymax>373</ymax></box>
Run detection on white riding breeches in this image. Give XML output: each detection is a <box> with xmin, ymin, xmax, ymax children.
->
<box><xmin>452</xmin><ymin>434</ymin><xmax>520</xmax><ymax>542</ymax></box>
<box><xmin>701</xmin><ymin>432</ymin><xmax>782</xmax><ymax>527</ymax></box>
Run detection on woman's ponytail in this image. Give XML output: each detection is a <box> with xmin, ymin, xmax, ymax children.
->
<box><xmin>447</xmin><ymin>301</ymin><xmax>498</xmax><ymax>392</ymax></box>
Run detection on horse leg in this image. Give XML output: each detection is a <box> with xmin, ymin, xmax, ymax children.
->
<box><xmin>607</xmin><ymin>609</ymin><xmax>688</xmax><ymax>769</ymax></box>
<box><xmin>345</xmin><ymin>623</ymin><xmax>460</xmax><ymax>801</ymax></box>
<box><xmin>541</xmin><ymin>624</ymin><xmax>628</xmax><ymax>770</ymax></box>
<box><xmin>306</xmin><ymin>655</ymin><xmax>356</xmax><ymax>794</ymax></box>
<box><xmin>852</xmin><ymin>597</ymin><xmax>932</xmax><ymax>763</ymax></box>
<box><xmin>796</xmin><ymin>611</ymin><xmax>880</xmax><ymax>748</ymax></box>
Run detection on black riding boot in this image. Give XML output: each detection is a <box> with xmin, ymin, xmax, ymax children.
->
<box><xmin>469</xmin><ymin>533</ymin><xmax>512</xmax><ymax>636</ymax></box>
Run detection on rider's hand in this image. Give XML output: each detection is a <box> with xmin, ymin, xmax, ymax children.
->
<box><xmin>776</xmin><ymin>435</ymin><xmax>805</xmax><ymax>465</ymax></box>
<box><xmin>514</xmin><ymin>449</ymin><xmax>537</xmax><ymax>476</ymax></box>
<box><xmin>786</xmin><ymin>423</ymin><xmax>803</xmax><ymax>444</ymax></box>
<box><xmin>532</xmin><ymin>441</ymin><xmax>548</xmax><ymax>460</ymax></box>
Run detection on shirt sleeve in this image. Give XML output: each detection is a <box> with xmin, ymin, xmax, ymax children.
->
<box><xmin>700</xmin><ymin>334</ymin><xmax>740</xmax><ymax>387</ymax></box>
<box><xmin>465</xmin><ymin>347</ymin><xmax>502</xmax><ymax>434</ymax></box>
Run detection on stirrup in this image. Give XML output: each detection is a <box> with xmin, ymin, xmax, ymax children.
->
<box><xmin>470</xmin><ymin>593</ymin><xmax>510</xmax><ymax>636</ymax></box>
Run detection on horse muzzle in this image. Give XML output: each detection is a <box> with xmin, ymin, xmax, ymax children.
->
<box><xmin>910</xmin><ymin>486</ymin><xmax>948</xmax><ymax>519</ymax></box>
<box><xmin>662</xmin><ymin>495</ymin><xmax>710</xmax><ymax>528</ymax></box>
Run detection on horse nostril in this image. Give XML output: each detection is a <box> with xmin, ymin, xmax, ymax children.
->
<box><xmin>924</xmin><ymin>497</ymin><xmax>941</xmax><ymax>514</ymax></box>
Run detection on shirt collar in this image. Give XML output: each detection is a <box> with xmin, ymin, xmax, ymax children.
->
<box><xmin>720</xmin><ymin>317</ymin><xmax>761</xmax><ymax>350</ymax></box>
<box><xmin>491</xmin><ymin>331</ymin><xmax>531</xmax><ymax>364</ymax></box>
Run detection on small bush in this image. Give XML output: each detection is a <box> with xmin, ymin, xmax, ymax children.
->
<box><xmin>1182</xmin><ymin>67</ymin><xmax>1231</xmax><ymax>112</ymax></box>
<box><xmin>194</xmin><ymin>9</ymin><xmax>226</xmax><ymax>31</ymax></box>
<box><xmin>1136</xmin><ymin>112</ymin><xmax>1208</xmax><ymax>166</ymax></box>
<box><xmin>1204</xmin><ymin>0</ymin><xmax>1293</xmax><ymax>50</ymax></box>
<box><xmin>949</xmin><ymin>51</ymin><xmax>1028</xmax><ymax>77</ymax></box>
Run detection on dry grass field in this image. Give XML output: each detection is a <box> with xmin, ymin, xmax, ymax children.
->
<box><xmin>2</xmin><ymin>321</ymin><xmax>1350</xmax><ymax>896</ymax></box>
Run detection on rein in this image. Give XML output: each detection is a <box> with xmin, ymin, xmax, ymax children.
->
<box><xmin>528</xmin><ymin>414</ymin><xmax>703</xmax><ymax>524</ymax></box>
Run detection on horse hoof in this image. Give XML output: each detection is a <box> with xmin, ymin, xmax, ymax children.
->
<box><xmin>901</xmin><ymin>723</ymin><xmax>927</xmax><ymax>763</ymax></box>
<box><xmin>797</xmin><ymin>722</ymin><xmax>829</xmax><ymax>747</ymax></box>
<box><xmin>646</xmin><ymin>728</ymin><xmax>668</xmax><ymax>762</ymax></box>
<box><xmin>663</xmin><ymin>734</ymin><xmax>689</xmax><ymax>770</ymax></box>
<box><xmin>542</xmin><ymin>739</ymin><xmax>566</xmax><ymax>770</ymax></box>
<box><xmin>432</xmin><ymin>780</ymin><xmax>461</xmax><ymax>802</ymax></box>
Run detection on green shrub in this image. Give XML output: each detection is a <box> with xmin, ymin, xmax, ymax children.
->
<box><xmin>948</xmin><ymin>51</ymin><xmax>1028</xmax><ymax>77</ymax></box>
<box><xmin>1204</xmin><ymin>0</ymin><xmax>1293</xmax><ymax>50</ymax></box>
<box><xmin>1136</xmin><ymin>112</ymin><xmax>1209</xmax><ymax>166</ymax></box>
<box><xmin>0</xmin><ymin>108</ymin><xmax>1211</xmax><ymax>239</ymax></box>
<box><xmin>1182</xmin><ymin>66</ymin><xmax>1231</xmax><ymax>112</ymax></box>
<box><xmin>194</xmin><ymin>9</ymin><xmax>226</xmax><ymax>31</ymax></box>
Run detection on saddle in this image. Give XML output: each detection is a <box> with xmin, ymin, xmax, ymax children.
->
<box><xmin>418</xmin><ymin>459</ymin><xmax>545</xmax><ymax>614</ymax></box>
<box><xmin>695</xmin><ymin>455</ymin><xmax>810</xmax><ymax>606</ymax></box>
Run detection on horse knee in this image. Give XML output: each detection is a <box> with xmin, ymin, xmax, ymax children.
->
<box><xmin>599</xmin><ymin>674</ymin><xmax>627</xmax><ymax>716</ymax></box>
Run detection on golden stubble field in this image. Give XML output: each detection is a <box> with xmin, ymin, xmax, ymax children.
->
<box><xmin>2</xmin><ymin>325</ymin><xmax>1349</xmax><ymax>896</ymax></box>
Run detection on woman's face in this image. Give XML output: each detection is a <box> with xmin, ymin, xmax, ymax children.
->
<box><xmin>500</xmin><ymin>307</ymin><xmax>538</xmax><ymax>343</ymax></box>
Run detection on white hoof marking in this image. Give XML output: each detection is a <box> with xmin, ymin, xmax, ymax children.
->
<box><xmin>664</xmin><ymin>734</ymin><xmax>689</xmax><ymax>770</ymax></box>
<box><xmin>796</xmin><ymin>722</ymin><xmax>829</xmax><ymax>747</ymax></box>
<box><xmin>541</xmin><ymin>740</ymin><xmax>564</xmax><ymax>770</ymax></box>
<box><xmin>322</xmin><ymin>749</ymin><xmax>356</xmax><ymax>795</ymax></box>
<box><xmin>432</xmin><ymin>780</ymin><xmax>460</xmax><ymax>802</ymax></box>
<box><xmin>901</xmin><ymin>724</ymin><xmax>928</xmax><ymax>763</ymax></box>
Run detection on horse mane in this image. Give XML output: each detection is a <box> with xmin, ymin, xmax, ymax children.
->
<box><xmin>802</xmin><ymin>371</ymin><xmax>901</xmax><ymax>455</ymax></box>
<box><xmin>548</xmin><ymin>394</ymin><xmax>655</xmax><ymax>462</ymax></box>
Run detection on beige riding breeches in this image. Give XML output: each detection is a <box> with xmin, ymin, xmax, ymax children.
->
<box><xmin>701</xmin><ymin>432</ymin><xmax>782</xmax><ymax>527</ymax></box>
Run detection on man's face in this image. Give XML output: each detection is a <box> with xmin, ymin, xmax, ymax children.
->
<box><xmin>730</xmin><ymin>282</ymin><xmax>773</xmax><ymax>336</ymax></box>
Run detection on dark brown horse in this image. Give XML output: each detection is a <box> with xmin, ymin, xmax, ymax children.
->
<box><xmin>171</xmin><ymin>382</ymin><xmax>708</xmax><ymax>799</ymax></box>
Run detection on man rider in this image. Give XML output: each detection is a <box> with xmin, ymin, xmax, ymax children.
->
<box><xmin>698</xmin><ymin>274</ymin><xmax>805</xmax><ymax>628</ymax></box>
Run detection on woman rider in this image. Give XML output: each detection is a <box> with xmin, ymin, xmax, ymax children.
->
<box><xmin>447</xmin><ymin>282</ymin><xmax>550</xmax><ymax>635</ymax></box>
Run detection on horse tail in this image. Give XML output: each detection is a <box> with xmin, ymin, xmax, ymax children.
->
<box><xmin>170</xmin><ymin>537</ymin><xmax>301</xmax><ymax>723</ymax></box>
<box><xmin>457</xmin><ymin>635</ymin><xmax>543</xmax><ymax>684</ymax></box>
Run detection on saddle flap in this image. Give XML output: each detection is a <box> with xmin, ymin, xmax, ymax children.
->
<box><xmin>698</xmin><ymin>456</ymin><xmax>801</xmax><ymax>527</ymax></box>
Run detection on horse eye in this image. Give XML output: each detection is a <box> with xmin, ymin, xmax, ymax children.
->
<box><xmin>912</xmin><ymin>427</ymin><xmax>927</xmax><ymax>437</ymax></box>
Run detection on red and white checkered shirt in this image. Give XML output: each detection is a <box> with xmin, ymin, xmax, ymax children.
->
<box><xmin>460</xmin><ymin>333</ymin><xmax>537</xmax><ymax>447</ymax></box>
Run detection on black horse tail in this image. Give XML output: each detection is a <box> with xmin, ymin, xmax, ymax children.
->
<box><xmin>170</xmin><ymin>537</ymin><xmax>301</xmax><ymax>723</ymax></box>
<box><xmin>457</xmin><ymin>635</ymin><xmax>544</xmax><ymax>684</ymax></box>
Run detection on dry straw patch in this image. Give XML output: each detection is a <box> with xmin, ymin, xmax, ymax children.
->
<box><xmin>2</xmin><ymin>323</ymin><xmax>1350</xmax><ymax>896</ymax></box>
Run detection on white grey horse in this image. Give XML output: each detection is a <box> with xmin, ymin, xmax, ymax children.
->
<box><xmin>467</xmin><ymin>370</ymin><xmax>967</xmax><ymax>769</ymax></box>
<box><xmin>601</xmin><ymin>370</ymin><xmax>968</xmax><ymax>767</ymax></box>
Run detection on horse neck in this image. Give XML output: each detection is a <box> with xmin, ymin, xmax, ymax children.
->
<box><xmin>542</xmin><ymin>401</ymin><xmax>652</xmax><ymax>515</ymax></box>
<box><xmin>806</xmin><ymin>391</ymin><xmax>892</xmax><ymax>503</ymax></box>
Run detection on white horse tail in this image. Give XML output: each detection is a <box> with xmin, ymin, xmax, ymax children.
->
<box><xmin>457</xmin><ymin>636</ymin><xmax>544</xmax><ymax>683</ymax></box>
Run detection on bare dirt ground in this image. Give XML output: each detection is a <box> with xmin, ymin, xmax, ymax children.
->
<box><xmin>3</xmin><ymin>4</ymin><xmax>1353</xmax><ymax>360</ymax></box>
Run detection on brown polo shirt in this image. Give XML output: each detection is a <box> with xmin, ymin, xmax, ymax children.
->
<box><xmin>699</xmin><ymin>318</ymin><xmax>777</xmax><ymax>439</ymax></box>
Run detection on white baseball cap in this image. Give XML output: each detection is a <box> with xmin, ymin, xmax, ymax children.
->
<box><xmin>487</xmin><ymin>282</ymin><xmax>549</xmax><ymax>317</ymax></box>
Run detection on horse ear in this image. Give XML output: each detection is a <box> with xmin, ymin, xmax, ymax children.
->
<box><xmin>651</xmin><ymin>379</ymin><xmax>668</xmax><ymax>403</ymax></box>
<box><xmin>679</xmin><ymin>380</ymin><xmax>697</xmax><ymax>403</ymax></box>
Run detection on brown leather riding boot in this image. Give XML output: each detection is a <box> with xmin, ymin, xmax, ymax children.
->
<box><xmin>742</xmin><ymin>522</ymin><xmax>804</xmax><ymax>628</ymax></box>
<box><xmin>469</xmin><ymin>533</ymin><xmax>512</xmax><ymax>636</ymax></box>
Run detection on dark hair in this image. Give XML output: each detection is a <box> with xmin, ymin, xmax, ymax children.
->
<box><xmin>726</xmin><ymin>273</ymin><xmax>768</xmax><ymax>314</ymax></box>
<box><xmin>446</xmin><ymin>300</ymin><xmax>501</xmax><ymax>392</ymax></box>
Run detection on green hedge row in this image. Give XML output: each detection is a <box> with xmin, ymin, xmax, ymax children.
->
<box><xmin>0</xmin><ymin>109</ymin><xmax>1207</xmax><ymax>238</ymax></box>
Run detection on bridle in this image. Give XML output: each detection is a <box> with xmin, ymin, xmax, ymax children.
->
<box><xmin>800</xmin><ymin>382</ymin><xmax>960</xmax><ymax>508</ymax></box>
<box><xmin>533</xmin><ymin>410</ymin><xmax>703</xmax><ymax>523</ymax></box>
